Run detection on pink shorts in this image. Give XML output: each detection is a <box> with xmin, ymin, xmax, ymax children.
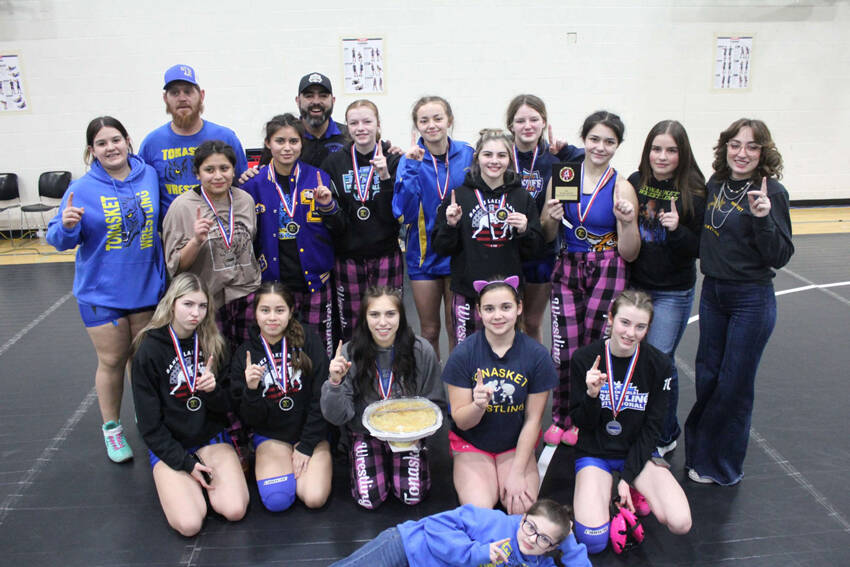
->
<box><xmin>448</xmin><ymin>430</ymin><xmax>516</xmax><ymax>460</ymax></box>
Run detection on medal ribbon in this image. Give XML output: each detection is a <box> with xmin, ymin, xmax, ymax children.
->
<box><xmin>473</xmin><ymin>189</ymin><xmax>507</xmax><ymax>216</ymax></box>
<box><xmin>575</xmin><ymin>163</ymin><xmax>614</xmax><ymax>224</ymax></box>
<box><xmin>431</xmin><ymin>152</ymin><xmax>450</xmax><ymax>201</ymax></box>
<box><xmin>200</xmin><ymin>187</ymin><xmax>234</xmax><ymax>249</ymax></box>
<box><xmin>374</xmin><ymin>348</ymin><xmax>394</xmax><ymax>400</ymax></box>
<box><xmin>168</xmin><ymin>326</ymin><xmax>199</xmax><ymax>395</ymax></box>
<box><xmin>268</xmin><ymin>163</ymin><xmax>300</xmax><ymax>220</ymax></box>
<box><xmin>512</xmin><ymin>145</ymin><xmax>538</xmax><ymax>185</ymax></box>
<box><xmin>260</xmin><ymin>335</ymin><xmax>288</xmax><ymax>394</ymax></box>
<box><xmin>350</xmin><ymin>145</ymin><xmax>377</xmax><ymax>205</ymax></box>
<box><xmin>604</xmin><ymin>340</ymin><xmax>640</xmax><ymax>420</ymax></box>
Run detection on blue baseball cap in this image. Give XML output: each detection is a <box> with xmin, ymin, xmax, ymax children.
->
<box><xmin>163</xmin><ymin>64</ymin><xmax>198</xmax><ymax>89</ymax></box>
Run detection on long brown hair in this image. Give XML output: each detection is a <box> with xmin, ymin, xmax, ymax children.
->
<box><xmin>132</xmin><ymin>273</ymin><xmax>226</xmax><ymax>371</ymax></box>
<box><xmin>637</xmin><ymin>120</ymin><xmax>705</xmax><ymax>218</ymax></box>
<box><xmin>711</xmin><ymin>118</ymin><xmax>783</xmax><ymax>182</ymax></box>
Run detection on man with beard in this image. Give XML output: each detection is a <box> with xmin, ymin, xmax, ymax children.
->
<box><xmin>139</xmin><ymin>64</ymin><xmax>248</xmax><ymax>217</ymax></box>
<box><xmin>296</xmin><ymin>72</ymin><xmax>348</xmax><ymax>167</ymax></box>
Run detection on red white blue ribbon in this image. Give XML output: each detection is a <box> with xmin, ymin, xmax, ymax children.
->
<box><xmin>260</xmin><ymin>335</ymin><xmax>288</xmax><ymax>394</ymax></box>
<box><xmin>575</xmin><ymin>164</ymin><xmax>613</xmax><ymax>224</ymax></box>
<box><xmin>168</xmin><ymin>326</ymin><xmax>198</xmax><ymax>394</ymax></box>
<box><xmin>431</xmin><ymin>152</ymin><xmax>450</xmax><ymax>201</ymax></box>
<box><xmin>604</xmin><ymin>339</ymin><xmax>639</xmax><ymax>419</ymax></box>
<box><xmin>200</xmin><ymin>187</ymin><xmax>234</xmax><ymax>249</ymax></box>
<box><xmin>351</xmin><ymin>145</ymin><xmax>377</xmax><ymax>205</ymax></box>
<box><xmin>268</xmin><ymin>163</ymin><xmax>300</xmax><ymax>220</ymax></box>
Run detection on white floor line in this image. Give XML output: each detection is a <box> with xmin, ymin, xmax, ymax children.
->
<box><xmin>0</xmin><ymin>291</ymin><xmax>73</xmax><ymax>358</ymax></box>
<box><xmin>677</xmin><ymin>360</ymin><xmax>850</xmax><ymax>533</ymax></box>
<box><xmin>0</xmin><ymin>387</ymin><xmax>97</xmax><ymax>526</ymax></box>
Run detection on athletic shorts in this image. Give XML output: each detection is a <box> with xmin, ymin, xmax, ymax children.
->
<box><xmin>148</xmin><ymin>430</ymin><xmax>228</xmax><ymax>469</ymax></box>
<box><xmin>575</xmin><ymin>456</ymin><xmax>625</xmax><ymax>475</ymax></box>
<box><xmin>448</xmin><ymin>430</ymin><xmax>516</xmax><ymax>460</ymax></box>
<box><xmin>77</xmin><ymin>300</ymin><xmax>154</xmax><ymax>328</ymax></box>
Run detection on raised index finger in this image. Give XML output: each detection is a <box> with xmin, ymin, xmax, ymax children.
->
<box><xmin>761</xmin><ymin>176</ymin><xmax>768</xmax><ymax>194</ymax></box>
<box><xmin>246</xmin><ymin>350</ymin><xmax>252</xmax><ymax>367</ymax></box>
<box><xmin>475</xmin><ymin>368</ymin><xmax>484</xmax><ymax>387</ymax></box>
<box><xmin>316</xmin><ymin>171</ymin><xmax>323</xmax><ymax>187</ymax></box>
<box><xmin>591</xmin><ymin>355</ymin><xmax>601</xmax><ymax>371</ymax></box>
<box><xmin>670</xmin><ymin>197</ymin><xmax>678</xmax><ymax>214</ymax></box>
<box><xmin>196</xmin><ymin>205</ymin><xmax>201</xmax><ymax>220</ymax></box>
<box><xmin>548</xmin><ymin>124</ymin><xmax>554</xmax><ymax>146</ymax></box>
<box><xmin>206</xmin><ymin>356</ymin><xmax>214</xmax><ymax>371</ymax></box>
<box><xmin>67</xmin><ymin>191</ymin><xmax>74</xmax><ymax>208</ymax></box>
<box><xmin>451</xmin><ymin>189</ymin><xmax>456</xmax><ymax>205</ymax></box>
<box><xmin>335</xmin><ymin>340</ymin><xmax>343</xmax><ymax>359</ymax></box>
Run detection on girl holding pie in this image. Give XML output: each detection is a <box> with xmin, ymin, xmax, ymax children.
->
<box><xmin>321</xmin><ymin>286</ymin><xmax>444</xmax><ymax>509</ymax></box>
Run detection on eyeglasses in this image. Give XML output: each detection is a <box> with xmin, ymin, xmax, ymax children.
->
<box><xmin>521</xmin><ymin>517</ymin><xmax>557</xmax><ymax>549</ymax></box>
<box><xmin>727</xmin><ymin>140</ymin><xmax>762</xmax><ymax>153</ymax></box>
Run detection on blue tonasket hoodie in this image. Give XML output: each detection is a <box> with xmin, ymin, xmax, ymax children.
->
<box><xmin>47</xmin><ymin>154</ymin><xmax>166</xmax><ymax>309</ymax></box>
<box><xmin>392</xmin><ymin>137</ymin><xmax>473</xmax><ymax>278</ymax></box>
<box><xmin>397</xmin><ymin>504</ymin><xmax>591</xmax><ymax>567</ymax></box>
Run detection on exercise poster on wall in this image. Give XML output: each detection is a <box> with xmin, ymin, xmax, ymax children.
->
<box><xmin>0</xmin><ymin>54</ymin><xmax>28</xmax><ymax>112</ymax></box>
<box><xmin>714</xmin><ymin>35</ymin><xmax>753</xmax><ymax>90</ymax></box>
<box><xmin>342</xmin><ymin>37</ymin><xmax>384</xmax><ymax>94</ymax></box>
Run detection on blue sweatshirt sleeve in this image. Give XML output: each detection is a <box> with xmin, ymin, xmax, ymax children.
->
<box><xmin>558</xmin><ymin>533</ymin><xmax>592</xmax><ymax>566</ymax></box>
<box><xmin>392</xmin><ymin>156</ymin><xmax>424</xmax><ymax>224</ymax></box>
<box><xmin>46</xmin><ymin>192</ymin><xmax>82</xmax><ymax>251</ymax></box>
<box><xmin>419</xmin><ymin>505</ymin><xmax>494</xmax><ymax>565</ymax></box>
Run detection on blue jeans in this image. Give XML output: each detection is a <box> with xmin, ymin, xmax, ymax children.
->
<box><xmin>684</xmin><ymin>277</ymin><xmax>776</xmax><ymax>485</ymax></box>
<box><xmin>329</xmin><ymin>527</ymin><xmax>409</xmax><ymax>567</ymax></box>
<box><xmin>646</xmin><ymin>287</ymin><xmax>695</xmax><ymax>446</ymax></box>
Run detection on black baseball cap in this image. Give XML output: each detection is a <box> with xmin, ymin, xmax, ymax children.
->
<box><xmin>298</xmin><ymin>72</ymin><xmax>333</xmax><ymax>94</ymax></box>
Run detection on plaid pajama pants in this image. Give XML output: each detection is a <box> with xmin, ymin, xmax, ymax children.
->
<box><xmin>348</xmin><ymin>432</ymin><xmax>431</xmax><ymax>510</ymax></box>
<box><xmin>550</xmin><ymin>249</ymin><xmax>628</xmax><ymax>427</ymax></box>
<box><xmin>291</xmin><ymin>283</ymin><xmax>335</xmax><ymax>359</ymax></box>
<box><xmin>450</xmin><ymin>292</ymin><xmax>483</xmax><ymax>345</ymax></box>
<box><xmin>334</xmin><ymin>248</ymin><xmax>404</xmax><ymax>343</ymax></box>
<box><xmin>218</xmin><ymin>292</ymin><xmax>256</xmax><ymax>353</ymax></box>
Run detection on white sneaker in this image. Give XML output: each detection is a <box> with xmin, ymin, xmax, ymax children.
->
<box><xmin>656</xmin><ymin>439</ymin><xmax>677</xmax><ymax>457</ymax></box>
<box><xmin>688</xmin><ymin>469</ymin><xmax>715</xmax><ymax>484</ymax></box>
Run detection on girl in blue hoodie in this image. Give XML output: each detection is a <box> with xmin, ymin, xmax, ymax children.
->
<box><xmin>47</xmin><ymin>116</ymin><xmax>166</xmax><ymax>464</ymax></box>
<box><xmin>329</xmin><ymin>498</ymin><xmax>590</xmax><ymax>567</ymax></box>
<box><xmin>392</xmin><ymin>96</ymin><xmax>474</xmax><ymax>358</ymax></box>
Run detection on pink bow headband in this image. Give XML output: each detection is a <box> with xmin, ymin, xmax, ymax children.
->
<box><xmin>473</xmin><ymin>275</ymin><xmax>520</xmax><ymax>294</ymax></box>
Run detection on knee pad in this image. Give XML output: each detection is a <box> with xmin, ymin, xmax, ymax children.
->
<box><xmin>574</xmin><ymin>520</ymin><xmax>609</xmax><ymax>554</ymax></box>
<box><xmin>257</xmin><ymin>474</ymin><xmax>296</xmax><ymax>512</ymax></box>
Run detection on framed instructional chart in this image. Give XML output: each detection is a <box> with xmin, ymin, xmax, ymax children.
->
<box><xmin>0</xmin><ymin>54</ymin><xmax>28</xmax><ymax>112</ymax></box>
<box><xmin>714</xmin><ymin>35</ymin><xmax>753</xmax><ymax>90</ymax></box>
<box><xmin>342</xmin><ymin>37</ymin><xmax>384</xmax><ymax>94</ymax></box>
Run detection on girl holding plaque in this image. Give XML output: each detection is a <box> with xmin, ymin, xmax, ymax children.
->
<box><xmin>442</xmin><ymin>277</ymin><xmax>556</xmax><ymax>514</ymax></box>
<box><xmin>162</xmin><ymin>140</ymin><xmax>261</xmax><ymax>347</ymax></box>
<box><xmin>392</xmin><ymin>96</ymin><xmax>474</xmax><ymax>358</ymax></box>
<box><xmin>229</xmin><ymin>282</ymin><xmax>332</xmax><ymax>512</ymax></box>
<box><xmin>241</xmin><ymin>114</ymin><xmax>338</xmax><ymax>357</ymax></box>
<box><xmin>569</xmin><ymin>290</ymin><xmax>691</xmax><ymax>554</ymax></box>
<box><xmin>684</xmin><ymin>119</ymin><xmax>793</xmax><ymax>486</ymax></box>
<box><xmin>541</xmin><ymin>111</ymin><xmax>640</xmax><ymax>447</ymax></box>
<box><xmin>47</xmin><ymin>116</ymin><xmax>166</xmax><ymax>464</ymax></box>
<box><xmin>505</xmin><ymin>94</ymin><xmax>584</xmax><ymax>343</ymax></box>
<box><xmin>321</xmin><ymin>286</ymin><xmax>444</xmax><ymax>510</ymax></box>
<box><xmin>319</xmin><ymin>100</ymin><xmax>402</xmax><ymax>343</ymax></box>
<box><xmin>627</xmin><ymin>120</ymin><xmax>706</xmax><ymax>457</ymax></box>
<box><xmin>131</xmin><ymin>273</ymin><xmax>249</xmax><ymax>537</ymax></box>
<box><xmin>432</xmin><ymin>129</ymin><xmax>543</xmax><ymax>344</ymax></box>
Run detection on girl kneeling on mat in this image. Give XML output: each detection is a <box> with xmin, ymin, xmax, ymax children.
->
<box><xmin>441</xmin><ymin>277</ymin><xmax>557</xmax><ymax>514</ymax></box>
<box><xmin>569</xmin><ymin>290</ymin><xmax>691</xmax><ymax>553</ymax></box>
<box><xmin>132</xmin><ymin>273</ymin><xmax>248</xmax><ymax>536</ymax></box>
<box><xmin>321</xmin><ymin>286</ymin><xmax>444</xmax><ymax>509</ymax></box>
<box><xmin>329</xmin><ymin>499</ymin><xmax>591</xmax><ymax>567</ymax></box>
<box><xmin>229</xmin><ymin>282</ymin><xmax>332</xmax><ymax>512</ymax></box>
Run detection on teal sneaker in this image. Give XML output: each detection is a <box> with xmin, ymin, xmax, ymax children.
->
<box><xmin>102</xmin><ymin>420</ymin><xmax>133</xmax><ymax>463</ymax></box>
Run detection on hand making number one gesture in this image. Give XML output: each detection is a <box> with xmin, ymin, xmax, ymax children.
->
<box><xmin>328</xmin><ymin>340</ymin><xmax>352</xmax><ymax>385</ymax></box>
<box><xmin>472</xmin><ymin>369</ymin><xmax>494</xmax><ymax>410</ymax></box>
<box><xmin>370</xmin><ymin>141</ymin><xmax>390</xmax><ymax>180</ymax></box>
<box><xmin>658</xmin><ymin>197</ymin><xmax>680</xmax><ymax>231</ymax></box>
<box><xmin>61</xmin><ymin>192</ymin><xmax>85</xmax><ymax>229</ymax></box>
<box><xmin>747</xmin><ymin>177</ymin><xmax>771</xmax><ymax>218</ymax></box>
<box><xmin>406</xmin><ymin>131</ymin><xmax>425</xmax><ymax>161</ymax></box>
<box><xmin>585</xmin><ymin>355</ymin><xmax>607</xmax><ymax>398</ymax></box>
<box><xmin>314</xmin><ymin>171</ymin><xmax>333</xmax><ymax>207</ymax></box>
<box><xmin>446</xmin><ymin>189</ymin><xmax>462</xmax><ymax>227</ymax></box>
<box><xmin>244</xmin><ymin>350</ymin><xmax>264</xmax><ymax>390</ymax></box>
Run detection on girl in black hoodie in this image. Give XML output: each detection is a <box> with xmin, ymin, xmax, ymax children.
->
<box><xmin>432</xmin><ymin>129</ymin><xmax>542</xmax><ymax>344</ymax></box>
<box><xmin>132</xmin><ymin>273</ymin><xmax>248</xmax><ymax>537</ymax></box>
